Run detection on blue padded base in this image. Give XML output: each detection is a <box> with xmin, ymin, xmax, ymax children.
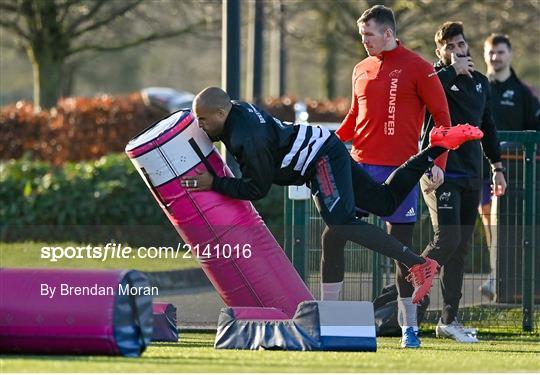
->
<box><xmin>215</xmin><ymin>301</ymin><xmax>377</xmax><ymax>352</ymax></box>
<box><xmin>320</xmin><ymin>336</ymin><xmax>377</xmax><ymax>352</ymax></box>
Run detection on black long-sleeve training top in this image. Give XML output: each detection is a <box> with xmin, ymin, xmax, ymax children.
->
<box><xmin>211</xmin><ymin>101</ymin><xmax>335</xmax><ymax>200</ymax></box>
<box><xmin>489</xmin><ymin>68</ymin><xmax>540</xmax><ymax>131</ymax></box>
<box><xmin>421</xmin><ymin>61</ymin><xmax>502</xmax><ymax>183</ymax></box>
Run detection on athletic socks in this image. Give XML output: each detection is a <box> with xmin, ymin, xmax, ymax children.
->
<box><xmin>321</xmin><ymin>281</ymin><xmax>343</xmax><ymax>301</ymax></box>
<box><xmin>398</xmin><ymin>297</ymin><xmax>418</xmax><ymax>329</ymax></box>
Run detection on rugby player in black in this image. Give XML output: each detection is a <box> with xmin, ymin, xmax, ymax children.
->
<box><xmin>182</xmin><ymin>86</ymin><xmax>483</xmax><ymax>304</ymax></box>
<box><xmin>485</xmin><ymin>34</ymin><xmax>540</xmax><ymax>132</ymax></box>
<box><xmin>478</xmin><ymin>34</ymin><xmax>540</xmax><ymax>299</ymax></box>
<box><xmin>420</xmin><ymin>22</ymin><xmax>506</xmax><ymax>342</ymax></box>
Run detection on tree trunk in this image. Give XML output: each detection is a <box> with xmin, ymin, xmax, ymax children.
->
<box><xmin>61</xmin><ymin>62</ymin><xmax>77</xmax><ymax>98</ymax></box>
<box><xmin>323</xmin><ymin>33</ymin><xmax>338</xmax><ymax>99</ymax></box>
<box><xmin>20</xmin><ymin>0</ymin><xmax>67</xmax><ymax>109</ymax></box>
<box><xmin>28</xmin><ymin>46</ymin><xmax>64</xmax><ymax>109</ymax></box>
<box><xmin>322</xmin><ymin>12</ymin><xmax>338</xmax><ymax>99</ymax></box>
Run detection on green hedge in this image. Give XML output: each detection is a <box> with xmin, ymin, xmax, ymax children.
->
<box><xmin>1</xmin><ymin>155</ymin><xmax>285</xmax><ymax>246</ymax></box>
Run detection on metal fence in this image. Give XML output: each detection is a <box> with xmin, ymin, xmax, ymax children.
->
<box><xmin>284</xmin><ymin>129</ymin><xmax>539</xmax><ymax>333</ymax></box>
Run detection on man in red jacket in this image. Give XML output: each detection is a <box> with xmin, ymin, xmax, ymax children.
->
<box><xmin>324</xmin><ymin>5</ymin><xmax>452</xmax><ymax>349</ymax></box>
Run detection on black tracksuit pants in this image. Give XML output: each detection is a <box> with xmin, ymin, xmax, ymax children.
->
<box><xmin>420</xmin><ymin>176</ymin><xmax>481</xmax><ymax>324</ymax></box>
<box><xmin>308</xmin><ymin>139</ymin><xmax>446</xmax><ymax>282</ymax></box>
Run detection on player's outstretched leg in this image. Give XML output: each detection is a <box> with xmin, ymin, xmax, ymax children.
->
<box><xmin>381</xmin><ymin>124</ymin><xmax>484</xmax><ymax>210</ymax></box>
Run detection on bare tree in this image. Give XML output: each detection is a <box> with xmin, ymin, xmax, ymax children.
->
<box><xmin>0</xmin><ymin>0</ymin><xmax>219</xmax><ymax>108</ymax></box>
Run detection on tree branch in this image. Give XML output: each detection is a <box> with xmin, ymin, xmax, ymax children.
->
<box><xmin>0</xmin><ymin>1</ymin><xmax>18</xmax><ymax>13</ymax></box>
<box><xmin>0</xmin><ymin>32</ymin><xmax>26</xmax><ymax>52</ymax></box>
<box><xmin>71</xmin><ymin>0</ymin><xmax>144</xmax><ymax>38</ymax></box>
<box><xmin>0</xmin><ymin>18</ymin><xmax>31</xmax><ymax>41</ymax></box>
<box><xmin>57</xmin><ymin>0</ymin><xmax>84</xmax><ymax>8</ymax></box>
<box><xmin>58</xmin><ymin>0</ymin><xmax>84</xmax><ymax>24</ymax></box>
<box><xmin>528</xmin><ymin>0</ymin><xmax>540</xmax><ymax>10</ymax></box>
<box><xmin>67</xmin><ymin>24</ymin><xmax>200</xmax><ymax>56</ymax></box>
<box><xmin>19</xmin><ymin>0</ymin><xmax>39</xmax><ymax>37</ymax></box>
<box><xmin>66</xmin><ymin>0</ymin><xmax>107</xmax><ymax>35</ymax></box>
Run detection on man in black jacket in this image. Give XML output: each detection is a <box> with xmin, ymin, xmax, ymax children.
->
<box><xmin>484</xmin><ymin>34</ymin><xmax>540</xmax><ymax>132</ymax></box>
<box><xmin>420</xmin><ymin>22</ymin><xmax>507</xmax><ymax>343</ymax></box>
<box><xmin>182</xmin><ymin>87</ymin><xmax>483</xmax><ymax>305</ymax></box>
<box><xmin>477</xmin><ymin>34</ymin><xmax>540</xmax><ymax>299</ymax></box>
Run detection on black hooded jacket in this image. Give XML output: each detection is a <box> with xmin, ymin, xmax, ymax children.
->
<box><xmin>421</xmin><ymin>61</ymin><xmax>502</xmax><ymax>184</ymax></box>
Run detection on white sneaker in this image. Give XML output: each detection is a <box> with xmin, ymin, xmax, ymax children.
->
<box><xmin>436</xmin><ymin>319</ymin><xmax>479</xmax><ymax>343</ymax></box>
<box><xmin>462</xmin><ymin>327</ymin><xmax>478</xmax><ymax>338</ymax></box>
<box><xmin>479</xmin><ymin>277</ymin><xmax>496</xmax><ymax>300</ymax></box>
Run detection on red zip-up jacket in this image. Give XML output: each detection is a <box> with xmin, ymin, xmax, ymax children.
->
<box><xmin>336</xmin><ymin>41</ymin><xmax>451</xmax><ymax>169</ymax></box>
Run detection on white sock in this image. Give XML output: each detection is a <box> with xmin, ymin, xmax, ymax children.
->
<box><xmin>398</xmin><ymin>297</ymin><xmax>418</xmax><ymax>331</ymax></box>
<box><xmin>321</xmin><ymin>281</ymin><xmax>343</xmax><ymax>301</ymax></box>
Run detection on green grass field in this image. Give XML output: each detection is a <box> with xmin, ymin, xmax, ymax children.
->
<box><xmin>2</xmin><ymin>242</ymin><xmax>539</xmax><ymax>372</ymax></box>
<box><xmin>1</xmin><ymin>332</ymin><xmax>539</xmax><ymax>373</ymax></box>
<box><xmin>0</xmin><ymin>241</ymin><xmax>198</xmax><ymax>271</ymax></box>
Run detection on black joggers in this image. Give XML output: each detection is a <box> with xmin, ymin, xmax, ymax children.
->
<box><xmin>420</xmin><ymin>175</ymin><xmax>481</xmax><ymax>324</ymax></box>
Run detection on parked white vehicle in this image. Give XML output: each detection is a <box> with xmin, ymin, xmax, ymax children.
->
<box><xmin>141</xmin><ymin>87</ymin><xmax>195</xmax><ymax>112</ymax></box>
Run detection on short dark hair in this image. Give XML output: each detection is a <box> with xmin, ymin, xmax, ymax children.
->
<box><xmin>357</xmin><ymin>5</ymin><xmax>396</xmax><ymax>35</ymax></box>
<box><xmin>434</xmin><ymin>21</ymin><xmax>466</xmax><ymax>47</ymax></box>
<box><xmin>485</xmin><ymin>33</ymin><xmax>512</xmax><ymax>50</ymax></box>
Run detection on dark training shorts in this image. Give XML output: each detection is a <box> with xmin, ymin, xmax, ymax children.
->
<box><xmin>355</xmin><ymin>163</ymin><xmax>418</xmax><ymax>223</ymax></box>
